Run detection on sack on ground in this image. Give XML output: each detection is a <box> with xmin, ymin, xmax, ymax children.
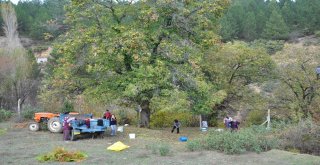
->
<box><xmin>107</xmin><ymin>141</ymin><xmax>130</xmax><ymax>151</ymax></box>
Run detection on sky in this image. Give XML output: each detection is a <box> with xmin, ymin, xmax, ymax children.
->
<box><xmin>10</xmin><ymin>0</ymin><xmax>19</xmax><ymax>5</ymax></box>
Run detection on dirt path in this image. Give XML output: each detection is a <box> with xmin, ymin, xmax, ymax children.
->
<box><xmin>0</xmin><ymin>122</ymin><xmax>319</xmax><ymax>165</ymax></box>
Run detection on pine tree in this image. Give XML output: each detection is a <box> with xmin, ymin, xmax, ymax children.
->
<box><xmin>265</xmin><ymin>0</ymin><xmax>280</xmax><ymax>18</ymax></box>
<box><xmin>281</xmin><ymin>1</ymin><xmax>296</xmax><ymax>28</ymax></box>
<box><xmin>228</xmin><ymin>4</ymin><xmax>246</xmax><ymax>40</ymax></box>
<box><xmin>296</xmin><ymin>0</ymin><xmax>320</xmax><ymax>33</ymax></box>
<box><xmin>262</xmin><ymin>9</ymin><xmax>289</xmax><ymax>40</ymax></box>
<box><xmin>241</xmin><ymin>12</ymin><xmax>257</xmax><ymax>41</ymax></box>
<box><xmin>220</xmin><ymin>13</ymin><xmax>239</xmax><ymax>41</ymax></box>
<box><xmin>256</xmin><ymin>11</ymin><xmax>267</xmax><ymax>37</ymax></box>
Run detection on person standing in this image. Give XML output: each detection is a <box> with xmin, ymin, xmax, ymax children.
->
<box><xmin>104</xmin><ymin>109</ymin><xmax>112</xmax><ymax>120</ymax></box>
<box><xmin>63</xmin><ymin>117</ymin><xmax>71</xmax><ymax>141</ymax></box>
<box><xmin>223</xmin><ymin>116</ymin><xmax>229</xmax><ymax>128</ymax></box>
<box><xmin>228</xmin><ymin>116</ymin><xmax>233</xmax><ymax>128</ymax></box>
<box><xmin>171</xmin><ymin>119</ymin><xmax>181</xmax><ymax>134</ymax></box>
<box><xmin>110</xmin><ymin>115</ymin><xmax>117</xmax><ymax>136</ymax></box>
<box><xmin>231</xmin><ymin>119</ymin><xmax>240</xmax><ymax>132</ymax></box>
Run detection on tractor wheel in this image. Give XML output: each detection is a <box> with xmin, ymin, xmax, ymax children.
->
<box><xmin>47</xmin><ymin>117</ymin><xmax>62</xmax><ymax>133</ymax></box>
<box><xmin>28</xmin><ymin>122</ymin><xmax>40</xmax><ymax>131</ymax></box>
<box><xmin>70</xmin><ymin>130</ymin><xmax>77</xmax><ymax>141</ymax></box>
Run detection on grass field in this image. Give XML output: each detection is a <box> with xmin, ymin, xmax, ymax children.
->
<box><xmin>0</xmin><ymin>121</ymin><xmax>320</xmax><ymax>165</ymax></box>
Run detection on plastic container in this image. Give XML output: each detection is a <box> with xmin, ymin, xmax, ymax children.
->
<box><xmin>129</xmin><ymin>133</ymin><xmax>135</xmax><ymax>139</ymax></box>
<box><xmin>179</xmin><ymin>136</ymin><xmax>188</xmax><ymax>142</ymax></box>
<box><xmin>117</xmin><ymin>126</ymin><xmax>124</xmax><ymax>132</ymax></box>
<box><xmin>201</xmin><ymin>127</ymin><xmax>208</xmax><ymax>132</ymax></box>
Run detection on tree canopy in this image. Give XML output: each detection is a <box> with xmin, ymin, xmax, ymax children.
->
<box><xmin>219</xmin><ymin>0</ymin><xmax>320</xmax><ymax>41</ymax></box>
<box><xmin>37</xmin><ymin>0</ymin><xmax>281</xmax><ymax>127</ymax></box>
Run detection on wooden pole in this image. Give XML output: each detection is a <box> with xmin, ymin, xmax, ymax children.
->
<box><xmin>17</xmin><ymin>98</ymin><xmax>21</xmax><ymax>121</ymax></box>
<box><xmin>137</xmin><ymin>105</ymin><xmax>142</xmax><ymax>127</ymax></box>
<box><xmin>267</xmin><ymin>109</ymin><xmax>270</xmax><ymax>129</ymax></box>
<box><xmin>199</xmin><ymin>115</ymin><xmax>202</xmax><ymax>130</ymax></box>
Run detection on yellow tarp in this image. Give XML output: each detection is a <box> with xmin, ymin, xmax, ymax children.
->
<box><xmin>107</xmin><ymin>141</ymin><xmax>130</xmax><ymax>151</ymax></box>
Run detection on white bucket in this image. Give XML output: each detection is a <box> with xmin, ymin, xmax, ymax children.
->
<box><xmin>129</xmin><ymin>133</ymin><xmax>135</xmax><ymax>139</ymax></box>
<box><xmin>117</xmin><ymin>126</ymin><xmax>124</xmax><ymax>132</ymax></box>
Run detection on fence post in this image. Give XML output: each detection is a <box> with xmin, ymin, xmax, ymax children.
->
<box><xmin>17</xmin><ymin>98</ymin><xmax>21</xmax><ymax>121</ymax></box>
<box><xmin>261</xmin><ymin>109</ymin><xmax>271</xmax><ymax>129</ymax></box>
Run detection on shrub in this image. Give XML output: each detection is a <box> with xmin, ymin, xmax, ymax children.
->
<box><xmin>145</xmin><ymin>143</ymin><xmax>158</xmax><ymax>154</ymax></box>
<box><xmin>0</xmin><ymin>109</ymin><xmax>13</xmax><ymax>122</ymax></box>
<box><xmin>315</xmin><ymin>31</ymin><xmax>320</xmax><ymax>38</ymax></box>
<box><xmin>159</xmin><ymin>143</ymin><xmax>170</xmax><ymax>156</ymax></box>
<box><xmin>60</xmin><ymin>100</ymin><xmax>74</xmax><ymax>113</ymax></box>
<box><xmin>32</xmin><ymin>45</ymin><xmax>49</xmax><ymax>53</ymax></box>
<box><xmin>279</xmin><ymin>120</ymin><xmax>320</xmax><ymax>155</ymax></box>
<box><xmin>146</xmin><ymin>142</ymin><xmax>171</xmax><ymax>156</ymax></box>
<box><xmin>22</xmin><ymin>105</ymin><xmax>42</xmax><ymax>120</ymax></box>
<box><xmin>36</xmin><ymin>147</ymin><xmax>87</xmax><ymax>162</ymax></box>
<box><xmin>186</xmin><ymin>139</ymin><xmax>202</xmax><ymax>152</ymax></box>
<box><xmin>112</xmin><ymin>108</ymin><xmax>137</xmax><ymax>125</ymax></box>
<box><xmin>187</xmin><ymin>126</ymin><xmax>278</xmax><ymax>154</ymax></box>
<box><xmin>150</xmin><ymin>111</ymin><xmax>198</xmax><ymax>128</ymax></box>
<box><xmin>215</xmin><ymin>121</ymin><xmax>225</xmax><ymax>128</ymax></box>
<box><xmin>116</xmin><ymin>109</ymin><xmax>133</xmax><ymax>125</ymax></box>
<box><xmin>303</xmin><ymin>40</ymin><xmax>313</xmax><ymax>46</ymax></box>
<box><xmin>250</xmin><ymin>39</ymin><xmax>285</xmax><ymax>55</ymax></box>
<box><xmin>0</xmin><ymin>128</ymin><xmax>7</xmax><ymax>135</ymax></box>
<box><xmin>245</xmin><ymin>110</ymin><xmax>265</xmax><ymax>126</ymax></box>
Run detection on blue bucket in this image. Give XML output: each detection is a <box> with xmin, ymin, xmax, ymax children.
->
<box><xmin>179</xmin><ymin>136</ymin><xmax>188</xmax><ymax>142</ymax></box>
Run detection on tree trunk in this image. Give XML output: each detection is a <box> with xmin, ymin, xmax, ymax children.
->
<box><xmin>139</xmin><ymin>101</ymin><xmax>150</xmax><ymax>128</ymax></box>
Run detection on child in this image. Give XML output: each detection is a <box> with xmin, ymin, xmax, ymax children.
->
<box><xmin>171</xmin><ymin>119</ymin><xmax>181</xmax><ymax>134</ymax></box>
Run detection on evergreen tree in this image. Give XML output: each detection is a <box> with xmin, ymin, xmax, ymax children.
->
<box><xmin>295</xmin><ymin>0</ymin><xmax>320</xmax><ymax>33</ymax></box>
<box><xmin>256</xmin><ymin>10</ymin><xmax>267</xmax><ymax>37</ymax></box>
<box><xmin>281</xmin><ymin>1</ymin><xmax>296</xmax><ymax>28</ymax></box>
<box><xmin>220</xmin><ymin>13</ymin><xmax>238</xmax><ymax>41</ymax></box>
<box><xmin>265</xmin><ymin>0</ymin><xmax>279</xmax><ymax>17</ymax></box>
<box><xmin>262</xmin><ymin>9</ymin><xmax>289</xmax><ymax>40</ymax></box>
<box><xmin>241</xmin><ymin>11</ymin><xmax>257</xmax><ymax>41</ymax></box>
<box><xmin>228</xmin><ymin>4</ymin><xmax>246</xmax><ymax>40</ymax></box>
<box><xmin>14</xmin><ymin>0</ymin><xmax>67</xmax><ymax>40</ymax></box>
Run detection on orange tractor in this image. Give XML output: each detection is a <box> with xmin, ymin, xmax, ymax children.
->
<box><xmin>28</xmin><ymin>112</ymin><xmax>79</xmax><ymax>132</ymax></box>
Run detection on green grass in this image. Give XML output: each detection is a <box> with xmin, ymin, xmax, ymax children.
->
<box><xmin>0</xmin><ymin>121</ymin><xmax>320</xmax><ymax>165</ymax></box>
<box><xmin>0</xmin><ymin>128</ymin><xmax>6</xmax><ymax>135</ymax></box>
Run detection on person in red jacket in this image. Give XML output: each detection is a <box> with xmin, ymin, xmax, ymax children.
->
<box><xmin>103</xmin><ymin>109</ymin><xmax>111</xmax><ymax>119</ymax></box>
